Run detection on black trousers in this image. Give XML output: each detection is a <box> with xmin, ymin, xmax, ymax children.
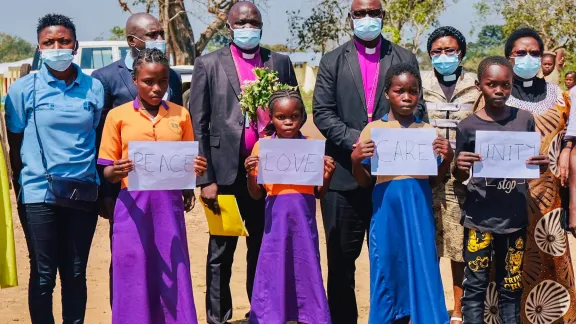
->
<box><xmin>18</xmin><ymin>203</ymin><xmax>98</xmax><ymax>324</ymax></box>
<box><xmin>321</xmin><ymin>188</ymin><xmax>372</xmax><ymax>324</ymax></box>
<box><xmin>205</xmin><ymin>169</ymin><xmax>265</xmax><ymax>324</ymax></box>
<box><xmin>462</xmin><ymin>228</ymin><xmax>526</xmax><ymax>324</ymax></box>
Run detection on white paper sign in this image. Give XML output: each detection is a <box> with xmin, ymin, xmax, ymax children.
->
<box><xmin>128</xmin><ymin>141</ymin><xmax>198</xmax><ymax>191</ymax></box>
<box><xmin>257</xmin><ymin>139</ymin><xmax>325</xmax><ymax>186</ymax></box>
<box><xmin>370</xmin><ymin>128</ymin><xmax>438</xmax><ymax>176</ymax></box>
<box><xmin>473</xmin><ymin>131</ymin><xmax>541</xmax><ymax>179</ymax></box>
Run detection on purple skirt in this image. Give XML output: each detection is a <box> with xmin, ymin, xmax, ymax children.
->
<box><xmin>249</xmin><ymin>193</ymin><xmax>330</xmax><ymax>324</ymax></box>
<box><xmin>112</xmin><ymin>189</ymin><xmax>197</xmax><ymax>324</ymax></box>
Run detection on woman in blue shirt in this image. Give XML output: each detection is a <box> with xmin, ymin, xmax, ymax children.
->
<box><xmin>5</xmin><ymin>14</ymin><xmax>104</xmax><ymax>324</ymax></box>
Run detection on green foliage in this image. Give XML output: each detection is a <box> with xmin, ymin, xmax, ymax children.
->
<box><xmin>0</xmin><ymin>33</ymin><xmax>35</xmax><ymax>63</ymax></box>
<box><xmin>109</xmin><ymin>26</ymin><xmax>126</xmax><ymax>40</ymax></box>
<box><xmin>462</xmin><ymin>45</ymin><xmax>505</xmax><ymax>73</ymax></box>
<box><xmin>382</xmin><ymin>0</ymin><xmax>457</xmax><ymax>51</ymax></box>
<box><xmin>302</xmin><ymin>91</ymin><xmax>314</xmax><ymax>114</ymax></box>
<box><xmin>205</xmin><ymin>31</ymin><xmax>229</xmax><ymax>53</ymax></box>
<box><xmin>475</xmin><ymin>0</ymin><xmax>576</xmax><ymax>52</ymax></box>
<box><xmin>288</xmin><ymin>0</ymin><xmax>347</xmax><ymax>55</ymax></box>
<box><xmin>238</xmin><ymin>68</ymin><xmax>296</xmax><ymax>121</ymax></box>
<box><xmin>475</xmin><ymin>25</ymin><xmax>505</xmax><ymax>49</ymax></box>
<box><xmin>262</xmin><ymin>44</ymin><xmax>296</xmax><ymax>53</ymax></box>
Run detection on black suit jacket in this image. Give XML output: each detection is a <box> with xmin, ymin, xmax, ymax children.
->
<box><xmin>313</xmin><ymin>38</ymin><xmax>427</xmax><ymax>191</ymax></box>
<box><xmin>91</xmin><ymin>58</ymin><xmax>183</xmax><ymax>198</ymax></box>
<box><xmin>190</xmin><ymin>45</ymin><xmax>298</xmax><ymax>186</ymax></box>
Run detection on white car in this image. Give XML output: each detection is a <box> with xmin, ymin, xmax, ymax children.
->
<box><xmin>31</xmin><ymin>41</ymin><xmax>194</xmax><ymax>106</ymax></box>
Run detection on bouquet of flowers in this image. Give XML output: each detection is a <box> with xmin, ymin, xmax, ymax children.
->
<box><xmin>239</xmin><ymin>67</ymin><xmax>296</xmax><ymax>135</ymax></box>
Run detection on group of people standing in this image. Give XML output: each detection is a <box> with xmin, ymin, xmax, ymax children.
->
<box><xmin>3</xmin><ymin>0</ymin><xmax>576</xmax><ymax>323</ymax></box>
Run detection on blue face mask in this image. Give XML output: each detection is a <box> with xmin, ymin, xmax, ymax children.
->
<box><xmin>513</xmin><ymin>55</ymin><xmax>541</xmax><ymax>80</ymax></box>
<box><xmin>432</xmin><ymin>54</ymin><xmax>460</xmax><ymax>76</ymax></box>
<box><xmin>352</xmin><ymin>17</ymin><xmax>382</xmax><ymax>41</ymax></box>
<box><xmin>232</xmin><ymin>28</ymin><xmax>261</xmax><ymax>50</ymax></box>
<box><xmin>41</xmin><ymin>49</ymin><xmax>74</xmax><ymax>71</ymax></box>
<box><xmin>146</xmin><ymin>40</ymin><xmax>167</xmax><ymax>53</ymax></box>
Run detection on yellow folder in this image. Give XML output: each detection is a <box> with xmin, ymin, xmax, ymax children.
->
<box><xmin>202</xmin><ymin>195</ymin><xmax>249</xmax><ymax>237</ymax></box>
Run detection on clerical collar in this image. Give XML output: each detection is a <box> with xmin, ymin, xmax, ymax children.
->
<box><xmin>443</xmin><ymin>74</ymin><xmax>457</xmax><ymax>82</ymax></box>
<box><xmin>523</xmin><ymin>80</ymin><xmax>534</xmax><ymax>87</ymax></box>
<box><xmin>242</xmin><ymin>52</ymin><xmax>256</xmax><ymax>59</ymax></box>
<box><xmin>365</xmin><ymin>47</ymin><xmax>377</xmax><ymax>55</ymax></box>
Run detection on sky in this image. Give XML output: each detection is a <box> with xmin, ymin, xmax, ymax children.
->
<box><xmin>1</xmin><ymin>0</ymin><xmax>503</xmax><ymax>49</ymax></box>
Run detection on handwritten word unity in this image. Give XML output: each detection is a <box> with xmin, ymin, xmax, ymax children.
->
<box><xmin>473</xmin><ymin>131</ymin><xmax>541</xmax><ymax>179</ymax></box>
<box><xmin>128</xmin><ymin>141</ymin><xmax>199</xmax><ymax>191</ymax></box>
<box><xmin>257</xmin><ymin>139</ymin><xmax>325</xmax><ymax>186</ymax></box>
<box><xmin>370</xmin><ymin>128</ymin><xmax>438</xmax><ymax>176</ymax></box>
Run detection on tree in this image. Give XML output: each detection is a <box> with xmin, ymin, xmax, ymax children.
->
<box><xmin>109</xmin><ymin>26</ymin><xmax>126</xmax><ymax>40</ymax></box>
<box><xmin>475</xmin><ymin>0</ymin><xmax>576</xmax><ymax>52</ymax></box>
<box><xmin>475</xmin><ymin>25</ymin><xmax>505</xmax><ymax>49</ymax></box>
<box><xmin>382</xmin><ymin>0</ymin><xmax>458</xmax><ymax>53</ymax></box>
<box><xmin>288</xmin><ymin>0</ymin><xmax>348</xmax><ymax>55</ymax></box>
<box><xmin>119</xmin><ymin>0</ymin><xmax>268</xmax><ymax>64</ymax></box>
<box><xmin>262</xmin><ymin>44</ymin><xmax>295</xmax><ymax>53</ymax></box>
<box><xmin>0</xmin><ymin>33</ymin><xmax>35</xmax><ymax>63</ymax></box>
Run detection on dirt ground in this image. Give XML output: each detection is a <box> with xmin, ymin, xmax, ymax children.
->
<box><xmin>1</xmin><ymin>122</ymin><xmax>574</xmax><ymax>324</ymax></box>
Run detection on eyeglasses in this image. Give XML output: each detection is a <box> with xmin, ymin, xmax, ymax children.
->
<box><xmin>512</xmin><ymin>50</ymin><xmax>542</xmax><ymax>58</ymax></box>
<box><xmin>350</xmin><ymin>9</ymin><xmax>383</xmax><ymax>19</ymax></box>
<box><xmin>430</xmin><ymin>48</ymin><xmax>460</xmax><ymax>57</ymax></box>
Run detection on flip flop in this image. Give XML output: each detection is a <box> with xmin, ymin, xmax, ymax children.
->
<box><xmin>450</xmin><ymin>317</ymin><xmax>463</xmax><ymax>323</ymax></box>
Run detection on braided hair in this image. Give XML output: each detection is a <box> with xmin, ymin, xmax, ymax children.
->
<box><xmin>477</xmin><ymin>56</ymin><xmax>513</xmax><ymax>81</ymax></box>
<box><xmin>384</xmin><ymin>62</ymin><xmax>422</xmax><ymax>93</ymax></box>
<box><xmin>427</xmin><ymin>26</ymin><xmax>466</xmax><ymax>58</ymax></box>
<box><xmin>132</xmin><ymin>48</ymin><xmax>170</xmax><ymax>77</ymax></box>
<box><xmin>264</xmin><ymin>89</ymin><xmax>307</xmax><ymax>136</ymax></box>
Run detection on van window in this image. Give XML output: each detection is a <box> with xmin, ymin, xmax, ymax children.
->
<box><xmin>80</xmin><ymin>47</ymin><xmax>113</xmax><ymax>69</ymax></box>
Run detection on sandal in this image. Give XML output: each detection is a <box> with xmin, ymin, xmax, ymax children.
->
<box><xmin>450</xmin><ymin>317</ymin><xmax>463</xmax><ymax>323</ymax></box>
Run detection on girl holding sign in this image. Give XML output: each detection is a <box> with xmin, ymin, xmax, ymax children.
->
<box><xmin>98</xmin><ymin>48</ymin><xmax>207</xmax><ymax>324</ymax></box>
<box><xmin>454</xmin><ymin>56</ymin><xmax>548</xmax><ymax>323</ymax></box>
<box><xmin>244</xmin><ymin>90</ymin><xmax>335</xmax><ymax>324</ymax></box>
<box><xmin>351</xmin><ymin>63</ymin><xmax>452</xmax><ymax>324</ymax></box>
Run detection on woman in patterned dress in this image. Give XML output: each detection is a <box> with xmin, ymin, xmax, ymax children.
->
<box><xmin>499</xmin><ymin>28</ymin><xmax>576</xmax><ymax>324</ymax></box>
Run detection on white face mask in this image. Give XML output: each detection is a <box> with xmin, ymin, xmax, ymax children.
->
<box><xmin>41</xmin><ymin>49</ymin><xmax>74</xmax><ymax>71</ymax></box>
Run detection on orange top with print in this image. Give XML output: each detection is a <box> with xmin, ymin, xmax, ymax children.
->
<box><xmin>98</xmin><ymin>100</ymin><xmax>194</xmax><ymax>189</ymax></box>
<box><xmin>250</xmin><ymin>136</ymin><xmax>317</xmax><ymax>196</ymax></box>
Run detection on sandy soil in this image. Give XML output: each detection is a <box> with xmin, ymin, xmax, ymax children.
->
<box><xmin>1</xmin><ymin>122</ymin><xmax>574</xmax><ymax>324</ymax></box>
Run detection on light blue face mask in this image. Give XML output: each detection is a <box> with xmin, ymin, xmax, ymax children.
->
<box><xmin>432</xmin><ymin>54</ymin><xmax>460</xmax><ymax>76</ymax></box>
<box><xmin>232</xmin><ymin>28</ymin><xmax>261</xmax><ymax>50</ymax></box>
<box><xmin>41</xmin><ymin>49</ymin><xmax>74</xmax><ymax>72</ymax></box>
<box><xmin>513</xmin><ymin>55</ymin><xmax>541</xmax><ymax>80</ymax></box>
<box><xmin>352</xmin><ymin>17</ymin><xmax>382</xmax><ymax>41</ymax></box>
<box><xmin>145</xmin><ymin>40</ymin><xmax>167</xmax><ymax>53</ymax></box>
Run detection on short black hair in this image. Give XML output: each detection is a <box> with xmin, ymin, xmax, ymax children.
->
<box><xmin>37</xmin><ymin>14</ymin><xmax>77</xmax><ymax>41</ymax></box>
<box><xmin>477</xmin><ymin>56</ymin><xmax>513</xmax><ymax>81</ymax></box>
<box><xmin>264</xmin><ymin>89</ymin><xmax>306</xmax><ymax>136</ymax></box>
<box><xmin>504</xmin><ymin>27</ymin><xmax>544</xmax><ymax>58</ymax></box>
<box><xmin>565</xmin><ymin>71</ymin><xmax>576</xmax><ymax>78</ymax></box>
<box><xmin>132</xmin><ymin>48</ymin><xmax>170</xmax><ymax>76</ymax></box>
<box><xmin>384</xmin><ymin>63</ymin><xmax>422</xmax><ymax>92</ymax></box>
<box><xmin>427</xmin><ymin>26</ymin><xmax>467</xmax><ymax>58</ymax></box>
<box><xmin>542</xmin><ymin>52</ymin><xmax>556</xmax><ymax>62</ymax></box>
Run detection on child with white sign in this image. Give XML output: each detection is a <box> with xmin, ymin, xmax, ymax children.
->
<box><xmin>351</xmin><ymin>63</ymin><xmax>452</xmax><ymax>324</ymax></box>
<box><xmin>453</xmin><ymin>56</ymin><xmax>548</xmax><ymax>323</ymax></box>
<box><xmin>244</xmin><ymin>90</ymin><xmax>335</xmax><ymax>324</ymax></box>
<box><xmin>97</xmin><ymin>49</ymin><xmax>207</xmax><ymax>324</ymax></box>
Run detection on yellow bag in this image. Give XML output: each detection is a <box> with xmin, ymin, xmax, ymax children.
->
<box><xmin>0</xmin><ymin>143</ymin><xmax>17</xmax><ymax>288</ymax></box>
<box><xmin>203</xmin><ymin>195</ymin><xmax>248</xmax><ymax>237</ymax></box>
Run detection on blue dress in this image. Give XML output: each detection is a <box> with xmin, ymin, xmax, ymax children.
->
<box><xmin>361</xmin><ymin>115</ymin><xmax>448</xmax><ymax>324</ymax></box>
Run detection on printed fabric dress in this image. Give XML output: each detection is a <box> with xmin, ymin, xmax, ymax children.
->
<box><xmin>360</xmin><ymin>114</ymin><xmax>448</xmax><ymax>324</ymax></box>
<box><xmin>98</xmin><ymin>100</ymin><xmax>198</xmax><ymax>324</ymax></box>
<box><xmin>248</xmin><ymin>136</ymin><xmax>331</xmax><ymax>324</ymax></box>
<box><xmin>477</xmin><ymin>79</ymin><xmax>576</xmax><ymax>323</ymax></box>
<box><xmin>0</xmin><ymin>116</ymin><xmax>17</xmax><ymax>288</ymax></box>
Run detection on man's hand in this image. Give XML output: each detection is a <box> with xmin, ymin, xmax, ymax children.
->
<box><xmin>200</xmin><ymin>183</ymin><xmax>220</xmax><ymax>214</ymax></box>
